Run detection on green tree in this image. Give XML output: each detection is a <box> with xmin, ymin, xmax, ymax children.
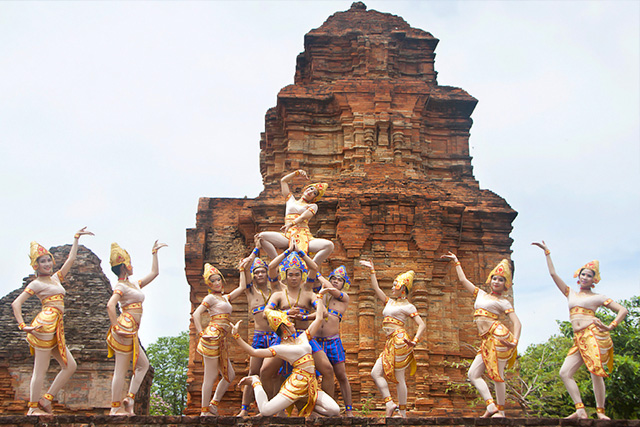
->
<box><xmin>147</xmin><ymin>331</ymin><xmax>189</xmax><ymax>415</ymax></box>
<box><xmin>514</xmin><ymin>296</ymin><xmax>639</xmax><ymax>419</ymax></box>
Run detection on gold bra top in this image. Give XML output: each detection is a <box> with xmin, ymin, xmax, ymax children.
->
<box><xmin>569</xmin><ymin>306</ymin><xmax>595</xmax><ymax>317</ymax></box>
<box><xmin>382</xmin><ymin>316</ymin><xmax>405</xmax><ymax>328</ymax></box>
<box><xmin>293</xmin><ymin>353</ymin><xmax>314</xmax><ymax>368</ymax></box>
<box><xmin>122</xmin><ymin>302</ymin><xmax>143</xmax><ymax>311</ymax></box>
<box><xmin>210</xmin><ymin>313</ymin><xmax>231</xmax><ymax>325</ymax></box>
<box><xmin>42</xmin><ymin>294</ymin><xmax>64</xmax><ymax>306</ymax></box>
<box><xmin>474</xmin><ymin>308</ymin><xmax>499</xmax><ymax>320</ymax></box>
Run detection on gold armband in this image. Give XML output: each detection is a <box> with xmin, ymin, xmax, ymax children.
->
<box><xmin>610</xmin><ymin>320</ymin><xmax>618</xmax><ymax>329</ymax></box>
<box><xmin>74</xmin><ymin>233</ymin><xmax>80</xmax><ymax>239</ymax></box>
<box><xmin>232</xmin><ymin>333</ymin><xmax>240</xmax><ymax>339</ymax></box>
<box><xmin>18</xmin><ymin>322</ymin><xmax>26</xmax><ymax>330</ymax></box>
<box><xmin>252</xmin><ymin>381</ymin><xmax>263</xmax><ymax>389</ymax></box>
<box><xmin>544</xmin><ymin>249</ymin><xmax>550</xmax><ymax>256</ymax></box>
<box><xmin>454</xmin><ymin>261</ymin><xmax>461</xmax><ymax>266</ymax></box>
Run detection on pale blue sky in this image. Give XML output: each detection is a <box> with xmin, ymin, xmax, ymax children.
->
<box><xmin>1</xmin><ymin>1</ymin><xmax>638</xmax><ymax>349</ymax></box>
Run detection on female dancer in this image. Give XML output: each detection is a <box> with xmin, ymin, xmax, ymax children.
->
<box><xmin>12</xmin><ymin>228</ymin><xmax>93</xmax><ymax>415</ymax></box>
<box><xmin>532</xmin><ymin>241</ymin><xmax>628</xmax><ymax>419</ymax></box>
<box><xmin>258</xmin><ymin>169</ymin><xmax>334</xmax><ymax>266</ymax></box>
<box><xmin>192</xmin><ymin>263</ymin><xmax>245</xmax><ymax>416</ymax></box>
<box><xmin>441</xmin><ymin>252</ymin><xmax>521</xmax><ymax>418</ymax></box>
<box><xmin>359</xmin><ymin>260</ymin><xmax>425</xmax><ymax>418</ymax></box>
<box><xmin>106</xmin><ymin>240</ymin><xmax>166</xmax><ymax>415</ymax></box>
<box><xmin>232</xmin><ymin>293</ymin><xmax>340</xmax><ymax>417</ymax></box>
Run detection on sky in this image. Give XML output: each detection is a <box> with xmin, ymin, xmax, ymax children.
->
<box><xmin>1</xmin><ymin>1</ymin><xmax>638</xmax><ymax>351</ymax></box>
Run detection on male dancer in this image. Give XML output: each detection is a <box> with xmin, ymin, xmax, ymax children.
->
<box><xmin>236</xmin><ymin>238</ymin><xmax>282</xmax><ymax>416</ymax></box>
<box><xmin>316</xmin><ymin>266</ymin><xmax>354</xmax><ymax>416</ymax></box>
<box><xmin>260</xmin><ymin>239</ymin><xmax>335</xmax><ymax>399</ymax></box>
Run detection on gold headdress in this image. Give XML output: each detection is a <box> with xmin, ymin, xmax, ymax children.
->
<box><xmin>302</xmin><ymin>182</ymin><xmax>328</xmax><ymax>202</ymax></box>
<box><xmin>29</xmin><ymin>241</ymin><xmax>53</xmax><ymax>269</ymax></box>
<box><xmin>266</xmin><ymin>309</ymin><xmax>294</xmax><ymax>333</ymax></box>
<box><xmin>574</xmin><ymin>260</ymin><xmax>600</xmax><ymax>284</ymax></box>
<box><xmin>203</xmin><ymin>263</ymin><xmax>225</xmax><ymax>286</ymax></box>
<box><xmin>486</xmin><ymin>259</ymin><xmax>513</xmax><ymax>288</ymax></box>
<box><xmin>395</xmin><ymin>270</ymin><xmax>415</xmax><ymax>292</ymax></box>
<box><xmin>110</xmin><ymin>243</ymin><xmax>132</xmax><ymax>270</ymax></box>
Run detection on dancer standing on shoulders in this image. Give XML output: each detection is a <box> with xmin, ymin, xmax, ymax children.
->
<box><xmin>440</xmin><ymin>252</ymin><xmax>520</xmax><ymax>418</ymax></box>
<box><xmin>192</xmin><ymin>262</ymin><xmax>245</xmax><ymax>416</ymax></box>
<box><xmin>12</xmin><ymin>228</ymin><xmax>93</xmax><ymax>415</ymax></box>
<box><xmin>232</xmin><ymin>292</ymin><xmax>340</xmax><ymax>417</ymax></box>
<box><xmin>106</xmin><ymin>240</ymin><xmax>166</xmax><ymax>415</ymax></box>
<box><xmin>316</xmin><ymin>266</ymin><xmax>354</xmax><ymax>417</ymax></box>
<box><xmin>258</xmin><ymin>169</ymin><xmax>333</xmax><ymax>266</ymax></box>
<box><xmin>359</xmin><ymin>260</ymin><xmax>425</xmax><ymax>418</ymax></box>
<box><xmin>532</xmin><ymin>241</ymin><xmax>627</xmax><ymax>420</ymax></box>
<box><xmin>236</xmin><ymin>236</ymin><xmax>282</xmax><ymax>417</ymax></box>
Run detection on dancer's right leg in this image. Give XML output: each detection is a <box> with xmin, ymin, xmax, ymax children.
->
<box><xmin>559</xmin><ymin>352</ymin><xmax>588</xmax><ymax>419</ymax></box>
<box><xmin>201</xmin><ymin>357</ymin><xmax>220</xmax><ymax>415</ymax></box>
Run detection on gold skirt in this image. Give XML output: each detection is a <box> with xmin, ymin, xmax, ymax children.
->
<box><xmin>106</xmin><ymin>312</ymin><xmax>141</xmax><ymax>369</ymax></box>
<box><xmin>479</xmin><ymin>321</ymin><xmax>517</xmax><ymax>383</ymax></box>
<box><xmin>283</xmin><ymin>214</ymin><xmax>314</xmax><ymax>253</ymax></box>
<box><xmin>279</xmin><ymin>367</ymin><xmax>318</xmax><ymax>417</ymax></box>
<box><xmin>379</xmin><ymin>328</ymin><xmax>417</xmax><ymax>384</ymax></box>
<box><xmin>26</xmin><ymin>306</ymin><xmax>67</xmax><ymax>366</ymax></box>
<box><xmin>568</xmin><ymin>323</ymin><xmax>613</xmax><ymax>377</ymax></box>
<box><xmin>196</xmin><ymin>322</ymin><xmax>230</xmax><ymax>382</ymax></box>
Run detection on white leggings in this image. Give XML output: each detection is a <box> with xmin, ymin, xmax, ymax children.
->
<box><xmin>111</xmin><ymin>348</ymin><xmax>149</xmax><ymax>402</ymax></box>
<box><xmin>30</xmin><ymin>347</ymin><xmax>77</xmax><ymax>402</ymax></box>
<box><xmin>560</xmin><ymin>351</ymin><xmax>606</xmax><ymax>408</ymax></box>
<box><xmin>468</xmin><ymin>353</ymin><xmax>507</xmax><ymax>405</ymax></box>
<box><xmin>371</xmin><ymin>357</ymin><xmax>408</xmax><ymax>405</ymax></box>
<box><xmin>201</xmin><ymin>356</ymin><xmax>235</xmax><ymax>408</ymax></box>
<box><xmin>252</xmin><ymin>382</ymin><xmax>339</xmax><ymax>416</ymax></box>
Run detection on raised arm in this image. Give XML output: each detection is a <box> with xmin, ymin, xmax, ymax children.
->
<box><xmin>440</xmin><ymin>252</ymin><xmax>476</xmax><ymax>294</ymax></box>
<box><xmin>296</xmin><ymin>241</ymin><xmax>318</xmax><ymax>279</ymax></box>
<box><xmin>58</xmin><ymin>227</ymin><xmax>94</xmax><ymax>277</ymax></box>
<box><xmin>318</xmin><ymin>275</ymin><xmax>350</xmax><ymax>303</ymax></box>
<box><xmin>239</xmin><ymin>235</ymin><xmax>262</xmax><ymax>286</ymax></box>
<box><xmin>139</xmin><ymin>240</ymin><xmax>167</xmax><ymax>288</ymax></box>
<box><xmin>305</xmin><ymin>291</ymin><xmax>326</xmax><ymax>338</ymax></box>
<box><xmin>227</xmin><ymin>265</ymin><xmax>247</xmax><ymax>301</ymax></box>
<box><xmin>280</xmin><ymin>169</ymin><xmax>309</xmax><ymax>197</ymax></box>
<box><xmin>231</xmin><ymin>320</ymin><xmax>278</xmax><ymax>358</ymax></box>
<box><xmin>359</xmin><ymin>259</ymin><xmax>387</xmax><ymax>303</ymax></box>
<box><xmin>531</xmin><ymin>241</ymin><xmax>568</xmax><ymax>295</ymax></box>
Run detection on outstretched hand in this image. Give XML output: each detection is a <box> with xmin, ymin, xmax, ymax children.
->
<box><xmin>152</xmin><ymin>240</ymin><xmax>168</xmax><ymax>253</ymax></box>
<box><xmin>359</xmin><ymin>259</ymin><xmax>375</xmax><ymax>270</ymax></box>
<box><xmin>75</xmin><ymin>226</ymin><xmax>95</xmax><ymax>238</ymax></box>
<box><xmin>231</xmin><ymin>320</ymin><xmax>242</xmax><ymax>336</ymax></box>
<box><xmin>531</xmin><ymin>241</ymin><xmax>549</xmax><ymax>252</ymax></box>
<box><xmin>440</xmin><ymin>251</ymin><xmax>458</xmax><ymax>262</ymax></box>
<box><xmin>296</xmin><ymin>169</ymin><xmax>309</xmax><ymax>180</ymax></box>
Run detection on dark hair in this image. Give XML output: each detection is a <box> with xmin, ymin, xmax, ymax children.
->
<box><xmin>111</xmin><ymin>264</ymin><xmax>124</xmax><ymax>276</ymax></box>
<box><xmin>579</xmin><ymin>268</ymin><xmax>595</xmax><ymax>277</ymax></box>
<box><xmin>275</xmin><ymin>324</ymin><xmax>286</xmax><ymax>338</ymax></box>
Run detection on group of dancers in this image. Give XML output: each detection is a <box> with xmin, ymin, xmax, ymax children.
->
<box><xmin>11</xmin><ymin>170</ymin><xmax>628</xmax><ymax>419</ymax></box>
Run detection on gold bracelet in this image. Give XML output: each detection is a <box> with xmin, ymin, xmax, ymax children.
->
<box><xmin>252</xmin><ymin>381</ymin><xmax>262</xmax><ymax>389</ymax></box>
<box><xmin>18</xmin><ymin>322</ymin><xmax>26</xmax><ymax>330</ymax></box>
<box><xmin>152</xmin><ymin>249</ymin><xmax>157</xmax><ymax>254</ymax></box>
<box><xmin>370</xmin><ymin>270</ymin><xmax>376</xmax><ymax>274</ymax></box>
<box><xmin>74</xmin><ymin>233</ymin><xmax>80</xmax><ymax>239</ymax></box>
<box><xmin>232</xmin><ymin>333</ymin><xmax>240</xmax><ymax>339</ymax></box>
<box><xmin>454</xmin><ymin>261</ymin><xmax>461</xmax><ymax>266</ymax></box>
<box><xmin>610</xmin><ymin>320</ymin><xmax>618</xmax><ymax>329</ymax></box>
<box><xmin>544</xmin><ymin>249</ymin><xmax>550</xmax><ymax>256</ymax></box>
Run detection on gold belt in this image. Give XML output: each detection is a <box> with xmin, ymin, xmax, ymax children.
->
<box><xmin>383</xmin><ymin>316</ymin><xmax>405</xmax><ymax>327</ymax></box>
<box><xmin>42</xmin><ymin>294</ymin><xmax>64</xmax><ymax>304</ymax></box>
<box><xmin>293</xmin><ymin>353</ymin><xmax>314</xmax><ymax>368</ymax></box>
<box><xmin>474</xmin><ymin>308</ymin><xmax>498</xmax><ymax>320</ymax></box>
<box><xmin>570</xmin><ymin>306</ymin><xmax>595</xmax><ymax>316</ymax></box>
<box><xmin>123</xmin><ymin>302</ymin><xmax>142</xmax><ymax>310</ymax></box>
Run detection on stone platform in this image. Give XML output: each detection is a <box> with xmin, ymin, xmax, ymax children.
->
<box><xmin>0</xmin><ymin>416</ymin><xmax>636</xmax><ymax>427</ymax></box>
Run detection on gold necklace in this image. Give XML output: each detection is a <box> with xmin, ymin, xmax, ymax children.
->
<box><xmin>285</xmin><ymin>288</ymin><xmax>301</xmax><ymax>309</ymax></box>
<box><xmin>256</xmin><ymin>284</ymin><xmax>271</xmax><ymax>305</ymax></box>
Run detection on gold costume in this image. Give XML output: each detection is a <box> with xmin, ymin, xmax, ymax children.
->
<box><xmin>284</xmin><ymin>214</ymin><xmax>314</xmax><ymax>253</ymax></box>
<box><xmin>196</xmin><ymin>313</ymin><xmax>231</xmax><ymax>382</ymax></box>
<box><xmin>380</xmin><ymin>317</ymin><xmax>417</xmax><ymax>384</ymax></box>
<box><xmin>478</xmin><ymin>321</ymin><xmax>517</xmax><ymax>382</ymax></box>
<box><xmin>279</xmin><ymin>353</ymin><xmax>318</xmax><ymax>417</ymax></box>
<box><xmin>26</xmin><ymin>295</ymin><xmax>67</xmax><ymax>366</ymax></box>
<box><xmin>568</xmin><ymin>323</ymin><xmax>613</xmax><ymax>377</ymax></box>
<box><xmin>106</xmin><ymin>303</ymin><xmax>142</xmax><ymax>369</ymax></box>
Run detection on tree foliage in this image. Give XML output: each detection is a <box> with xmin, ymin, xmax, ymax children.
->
<box><xmin>514</xmin><ymin>296</ymin><xmax>639</xmax><ymax>419</ymax></box>
<box><xmin>147</xmin><ymin>331</ymin><xmax>189</xmax><ymax>415</ymax></box>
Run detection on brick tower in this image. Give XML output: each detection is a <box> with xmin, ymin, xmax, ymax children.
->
<box><xmin>185</xmin><ymin>2</ymin><xmax>516</xmax><ymax>416</ymax></box>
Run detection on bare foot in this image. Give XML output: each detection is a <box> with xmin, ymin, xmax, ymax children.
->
<box><xmin>200</xmin><ymin>410</ymin><xmax>214</xmax><ymax>417</ymax></box>
<box><xmin>481</xmin><ymin>403</ymin><xmax>499</xmax><ymax>418</ymax></box>
<box><xmin>344</xmin><ymin>410</ymin><xmax>354</xmax><ymax>417</ymax></box>
<box><xmin>385</xmin><ymin>400</ymin><xmax>397</xmax><ymax>417</ymax></box>
<box><xmin>123</xmin><ymin>397</ymin><xmax>135</xmax><ymax>416</ymax></box>
<box><xmin>27</xmin><ymin>407</ymin><xmax>49</xmax><ymax>416</ymax></box>
<box><xmin>565</xmin><ymin>409</ymin><xmax>588</xmax><ymax>419</ymax></box>
<box><xmin>236</xmin><ymin>409</ymin><xmax>249</xmax><ymax>417</ymax></box>
<box><xmin>491</xmin><ymin>411</ymin><xmax>505</xmax><ymax>418</ymax></box>
<box><xmin>597</xmin><ymin>413</ymin><xmax>611</xmax><ymax>420</ymax></box>
<box><xmin>38</xmin><ymin>397</ymin><xmax>53</xmax><ymax>414</ymax></box>
<box><xmin>109</xmin><ymin>407</ymin><xmax>128</xmax><ymax>416</ymax></box>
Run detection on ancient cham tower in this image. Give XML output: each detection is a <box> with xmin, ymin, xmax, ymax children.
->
<box><xmin>185</xmin><ymin>2</ymin><xmax>516</xmax><ymax>416</ymax></box>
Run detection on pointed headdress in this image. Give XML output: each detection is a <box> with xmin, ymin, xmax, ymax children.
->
<box><xmin>329</xmin><ymin>265</ymin><xmax>350</xmax><ymax>290</ymax></box>
<box><xmin>395</xmin><ymin>270</ymin><xmax>415</xmax><ymax>292</ymax></box>
<box><xmin>203</xmin><ymin>263</ymin><xmax>225</xmax><ymax>286</ymax></box>
<box><xmin>279</xmin><ymin>251</ymin><xmax>308</xmax><ymax>282</ymax></box>
<box><xmin>486</xmin><ymin>259</ymin><xmax>513</xmax><ymax>289</ymax></box>
<box><xmin>574</xmin><ymin>260</ymin><xmax>600</xmax><ymax>284</ymax></box>
<box><xmin>29</xmin><ymin>241</ymin><xmax>53</xmax><ymax>269</ymax></box>
<box><xmin>302</xmin><ymin>182</ymin><xmax>328</xmax><ymax>202</ymax></box>
<box><xmin>110</xmin><ymin>243</ymin><xmax>132</xmax><ymax>270</ymax></box>
<box><xmin>266</xmin><ymin>309</ymin><xmax>294</xmax><ymax>333</ymax></box>
<box><xmin>251</xmin><ymin>257</ymin><xmax>268</xmax><ymax>275</ymax></box>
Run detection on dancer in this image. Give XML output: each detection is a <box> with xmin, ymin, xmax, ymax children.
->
<box><xmin>260</xmin><ymin>240</ymin><xmax>335</xmax><ymax>398</ymax></box>
<box><xmin>258</xmin><ymin>169</ymin><xmax>334</xmax><ymax>266</ymax></box>
<box><xmin>316</xmin><ymin>266</ymin><xmax>354</xmax><ymax>416</ymax></box>
<box><xmin>441</xmin><ymin>252</ymin><xmax>521</xmax><ymax>418</ymax></box>
<box><xmin>12</xmin><ymin>228</ymin><xmax>93</xmax><ymax>415</ymax></box>
<box><xmin>359</xmin><ymin>260</ymin><xmax>425</xmax><ymax>418</ymax></box>
<box><xmin>532</xmin><ymin>241</ymin><xmax>628</xmax><ymax>420</ymax></box>
<box><xmin>236</xmin><ymin>237</ymin><xmax>282</xmax><ymax>417</ymax></box>
<box><xmin>192</xmin><ymin>262</ymin><xmax>245</xmax><ymax>416</ymax></box>
<box><xmin>232</xmin><ymin>293</ymin><xmax>340</xmax><ymax>417</ymax></box>
<box><xmin>106</xmin><ymin>240</ymin><xmax>166</xmax><ymax>415</ymax></box>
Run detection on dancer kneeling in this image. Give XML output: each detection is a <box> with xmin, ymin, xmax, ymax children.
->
<box><xmin>232</xmin><ymin>295</ymin><xmax>340</xmax><ymax>417</ymax></box>
<box><xmin>359</xmin><ymin>260</ymin><xmax>425</xmax><ymax>418</ymax></box>
<box><xmin>441</xmin><ymin>252</ymin><xmax>521</xmax><ymax>418</ymax></box>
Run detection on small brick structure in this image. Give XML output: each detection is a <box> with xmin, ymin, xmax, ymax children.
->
<box><xmin>185</xmin><ymin>2</ymin><xmax>517</xmax><ymax>417</ymax></box>
<box><xmin>0</xmin><ymin>245</ymin><xmax>152</xmax><ymax>415</ymax></box>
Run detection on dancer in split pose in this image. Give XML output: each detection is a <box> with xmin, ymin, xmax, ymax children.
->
<box><xmin>12</xmin><ymin>228</ymin><xmax>93</xmax><ymax>415</ymax></box>
<box><xmin>232</xmin><ymin>293</ymin><xmax>340</xmax><ymax>417</ymax></box>
<box><xmin>192</xmin><ymin>263</ymin><xmax>245</xmax><ymax>416</ymax></box>
<box><xmin>257</xmin><ymin>169</ymin><xmax>334</xmax><ymax>266</ymax></box>
<box><xmin>359</xmin><ymin>260</ymin><xmax>425</xmax><ymax>418</ymax></box>
<box><xmin>532</xmin><ymin>241</ymin><xmax>627</xmax><ymax>420</ymax></box>
<box><xmin>316</xmin><ymin>266</ymin><xmax>354</xmax><ymax>416</ymax></box>
<box><xmin>106</xmin><ymin>240</ymin><xmax>166</xmax><ymax>415</ymax></box>
<box><xmin>441</xmin><ymin>252</ymin><xmax>521</xmax><ymax>418</ymax></box>
<box><xmin>236</xmin><ymin>237</ymin><xmax>282</xmax><ymax>417</ymax></box>
<box><xmin>260</xmin><ymin>240</ymin><xmax>335</xmax><ymax>398</ymax></box>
